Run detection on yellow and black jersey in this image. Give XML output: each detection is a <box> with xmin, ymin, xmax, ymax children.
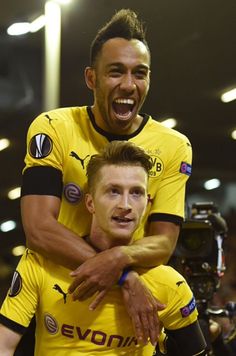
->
<box><xmin>21</xmin><ymin>106</ymin><xmax>192</xmax><ymax>240</ymax></box>
<box><xmin>0</xmin><ymin>250</ymin><xmax>201</xmax><ymax>355</ymax></box>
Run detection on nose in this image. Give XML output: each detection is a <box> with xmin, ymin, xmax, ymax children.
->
<box><xmin>117</xmin><ymin>193</ymin><xmax>132</xmax><ymax>211</ymax></box>
<box><xmin>119</xmin><ymin>73</ymin><xmax>136</xmax><ymax>93</ymax></box>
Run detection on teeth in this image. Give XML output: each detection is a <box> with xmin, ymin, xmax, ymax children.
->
<box><xmin>114</xmin><ymin>98</ymin><xmax>134</xmax><ymax>105</ymax></box>
<box><xmin>113</xmin><ymin>216</ymin><xmax>131</xmax><ymax>222</ymax></box>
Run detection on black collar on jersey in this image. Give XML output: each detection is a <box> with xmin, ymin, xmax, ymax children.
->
<box><xmin>87</xmin><ymin>106</ymin><xmax>149</xmax><ymax>142</ymax></box>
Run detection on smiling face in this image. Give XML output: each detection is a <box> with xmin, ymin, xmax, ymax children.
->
<box><xmin>85</xmin><ymin>38</ymin><xmax>151</xmax><ymax>135</ymax></box>
<box><xmin>85</xmin><ymin>164</ymin><xmax>148</xmax><ymax>250</ymax></box>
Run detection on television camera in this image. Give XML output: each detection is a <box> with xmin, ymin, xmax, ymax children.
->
<box><xmin>169</xmin><ymin>202</ymin><xmax>236</xmax><ymax>354</ymax></box>
<box><xmin>170</xmin><ymin>202</ymin><xmax>228</xmax><ymax>313</ymax></box>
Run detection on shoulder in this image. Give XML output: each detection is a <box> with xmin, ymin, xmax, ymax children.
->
<box><xmin>19</xmin><ymin>249</ymin><xmax>45</xmax><ymax>269</ymax></box>
<box><xmin>139</xmin><ymin>265</ymin><xmax>189</xmax><ymax>293</ymax></box>
<box><xmin>141</xmin><ymin>266</ymin><xmax>196</xmax><ymax>316</ymax></box>
<box><xmin>147</xmin><ymin>115</ymin><xmax>191</xmax><ymax>145</ymax></box>
<box><xmin>26</xmin><ymin>106</ymin><xmax>90</xmax><ymax>146</ymax></box>
<box><xmin>29</xmin><ymin>106</ymin><xmax>88</xmax><ymax>130</ymax></box>
<box><xmin>18</xmin><ymin>250</ymin><xmax>69</xmax><ymax>283</ymax></box>
<box><xmin>146</xmin><ymin>265</ymin><xmax>185</xmax><ymax>284</ymax></box>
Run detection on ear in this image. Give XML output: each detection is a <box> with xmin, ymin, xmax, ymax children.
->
<box><xmin>84</xmin><ymin>66</ymin><xmax>96</xmax><ymax>90</ymax></box>
<box><xmin>85</xmin><ymin>193</ymin><xmax>95</xmax><ymax>214</ymax></box>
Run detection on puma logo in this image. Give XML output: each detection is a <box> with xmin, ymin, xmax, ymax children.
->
<box><xmin>25</xmin><ymin>249</ymin><xmax>34</xmax><ymax>258</ymax></box>
<box><xmin>176</xmin><ymin>281</ymin><xmax>185</xmax><ymax>287</ymax></box>
<box><xmin>53</xmin><ymin>284</ymin><xmax>68</xmax><ymax>303</ymax></box>
<box><xmin>45</xmin><ymin>114</ymin><xmax>54</xmax><ymax>125</ymax></box>
<box><xmin>70</xmin><ymin>151</ymin><xmax>90</xmax><ymax>169</ymax></box>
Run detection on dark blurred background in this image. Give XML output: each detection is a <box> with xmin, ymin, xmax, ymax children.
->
<box><xmin>0</xmin><ymin>0</ymin><xmax>236</xmax><ymax>308</ymax></box>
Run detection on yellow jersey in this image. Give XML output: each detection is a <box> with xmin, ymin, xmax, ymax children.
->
<box><xmin>22</xmin><ymin>106</ymin><xmax>192</xmax><ymax>240</ymax></box>
<box><xmin>0</xmin><ymin>250</ymin><xmax>198</xmax><ymax>355</ymax></box>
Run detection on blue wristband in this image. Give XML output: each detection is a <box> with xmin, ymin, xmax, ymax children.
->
<box><xmin>118</xmin><ymin>268</ymin><xmax>131</xmax><ymax>286</ymax></box>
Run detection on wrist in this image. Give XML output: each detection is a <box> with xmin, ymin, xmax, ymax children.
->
<box><xmin>121</xmin><ymin>269</ymin><xmax>139</xmax><ymax>289</ymax></box>
<box><xmin>110</xmin><ymin>245</ymin><xmax>132</xmax><ymax>269</ymax></box>
<box><xmin>118</xmin><ymin>268</ymin><xmax>131</xmax><ymax>286</ymax></box>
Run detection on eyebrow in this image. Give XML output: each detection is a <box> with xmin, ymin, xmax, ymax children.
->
<box><xmin>106</xmin><ymin>62</ymin><xmax>150</xmax><ymax>71</ymax></box>
<box><xmin>104</xmin><ymin>183</ymin><xmax>121</xmax><ymax>189</ymax></box>
<box><xmin>104</xmin><ymin>183</ymin><xmax>146</xmax><ymax>191</ymax></box>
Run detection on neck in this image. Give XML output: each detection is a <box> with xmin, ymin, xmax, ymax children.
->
<box><xmin>84</xmin><ymin>235</ymin><xmax>102</xmax><ymax>252</ymax></box>
<box><xmin>87</xmin><ymin>224</ymin><xmax>132</xmax><ymax>251</ymax></box>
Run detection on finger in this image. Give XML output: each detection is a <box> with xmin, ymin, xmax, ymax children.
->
<box><xmin>147</xmin><ymin>300</ymin><xmax>163</xmax><ymax>345</ymax></box>
<box><xmin>131</xmin><ymin>313</ymin><xmax>144</xmax><ymax>344</ymax></box>
<box><xmin>71</xmin><ymin>281</ymin><xmax>93</xmax><ymax>300</ymax></box>
<box><xmin>68</xmin><ymin>276</ymin><xmax>84</xmax><ymax>294</ymax></box>
<box><xmin>156</xmin><ymin>301</ymin><xmax>166</xmax><ymax>310</ymax></box>
<box><xmin>89</xmin><ymin>290</ymin><xmax>107</xmax><ymax>310</ymax></box>
<box><xmin>69</xmin><ymin>266</ymin><xmax>81</xmax><ymax>276</ymax></box>
<box><xmin>147</xmin><ymin>311</ymin><xmax>159</xmax><ymax>346</ymax></box>
<box><xmin>77</xmin><ymin>286</ymin><xmax>99</xmax><ymax>301</ymax></box>
<box><xmin>139</xmin><ymin>311</ymin><xmax>151</xmax><ymax>345</ymax></box>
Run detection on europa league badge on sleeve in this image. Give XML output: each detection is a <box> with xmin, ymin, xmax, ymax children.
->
<box><xmin>29</xmin><ymin>134</ymin><xmax>53</xmax><ymax>159</ymax></box>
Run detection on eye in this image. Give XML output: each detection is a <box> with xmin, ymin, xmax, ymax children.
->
<box><xmin>110</xmin><ymin>187</ymin><xmax>120</xmax><ymax>195</ymax></box>
<box><xmin>131</xmin><ymin>188</ymin><xmax>144</xmax><ymax>198</ymax></box>
<box><xmin>108</xmin><ymin>68</ymin><xmax>123</xmax><ymax>78</ymax></box>
<box><xmin>134</xmin><ymin>69</ymin><xmax>149</xmax><ymax>79</ymax></box>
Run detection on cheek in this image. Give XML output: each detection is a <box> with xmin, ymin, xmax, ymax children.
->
<box><xmin>137</xmin><ymin>200</ymin><xmax>147</xmax><ymax>215</ymax></box>
<box><xmin>102</xmin><ymin>77</ymin><xmax>120</xmax><ymax>94</ymax></box>
<box><xmin>95</xmin><ymin>210</ymin><xmax>109</xmax><ymax>226</ymax></box>
<box><xmin>136</xmin><ymin>83</ymin><xmax>149</xmax><ymax>102</ymax></box>
<box><xmin>94</xmin><ymin>198</ymin><xmax>111</xmax><ymax>214</ymax></box>
<box><xmin>142</xmin><ymin>81</ymin><xmax>150</xmax><ymax>95</ymax></box>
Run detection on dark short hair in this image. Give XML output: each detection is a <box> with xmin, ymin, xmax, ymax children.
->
<box><xmin>90</xmin><ymin>8</ymin><xmax>149</xmax><ymax>66</ymax></box>
<box><xmin>86</xmin><ymin>140</ymin><xmax>152</xmax><ymax>193</ymax></box>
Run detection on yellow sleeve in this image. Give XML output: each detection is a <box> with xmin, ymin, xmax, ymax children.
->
<box><xmin>150</xmin><ymin>137</ymin><xmax>192</xmax><ymax>219</ymax></box>
<box><xmin>23</xmin><ymin>111</ymin><xmax>69</xmax><ymax>173</ymax></box>
<box><xmin>0</xmin><ymin>250</ymin><xmax>43</xmax><ymax>328</ymax></box>
<box><xmin>160</xmin><ymin>281</ymin><xmax>198</xmax><ymax>330</ymax></box>
<box><xmin>139</xmin><ymin>265</ymin><xmax>198</xmax><ymax>330</ymax></box>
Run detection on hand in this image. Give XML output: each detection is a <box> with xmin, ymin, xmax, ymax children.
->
<box><xmin>68</xmin><ymin>247</ymin><xmax>126</xmax><ymax>309</ymax></box>
<box><xmin>121</xmin><ymin>270</ymin><xmax>165</xmax><ymax>346</ymax></box>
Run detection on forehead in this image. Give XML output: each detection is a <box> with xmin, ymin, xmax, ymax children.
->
<box><xmin>97</xmin><ymin>37</ymin><xmax>150</xmax><ymax>68</ymax></box>
<box><xmin>97</xmin><ymin>164</ymin><xmax>148</xmax><ymax>188</ymax></box>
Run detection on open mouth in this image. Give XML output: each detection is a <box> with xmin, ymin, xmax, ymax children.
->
<box><xmin>112</xmin><ymin>98</ymin><xmax>135</xmax><ymax>119</ymax></box>
<box><xmin>112</xmin><ymin>216</ymin><xmax>133</xmax><ymax>223</ymax></box>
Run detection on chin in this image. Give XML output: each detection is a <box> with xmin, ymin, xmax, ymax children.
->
<box><xmin>111</xmin><ymin>230</ymin><xmax>134</xmax><ymax>244</ymax></box>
